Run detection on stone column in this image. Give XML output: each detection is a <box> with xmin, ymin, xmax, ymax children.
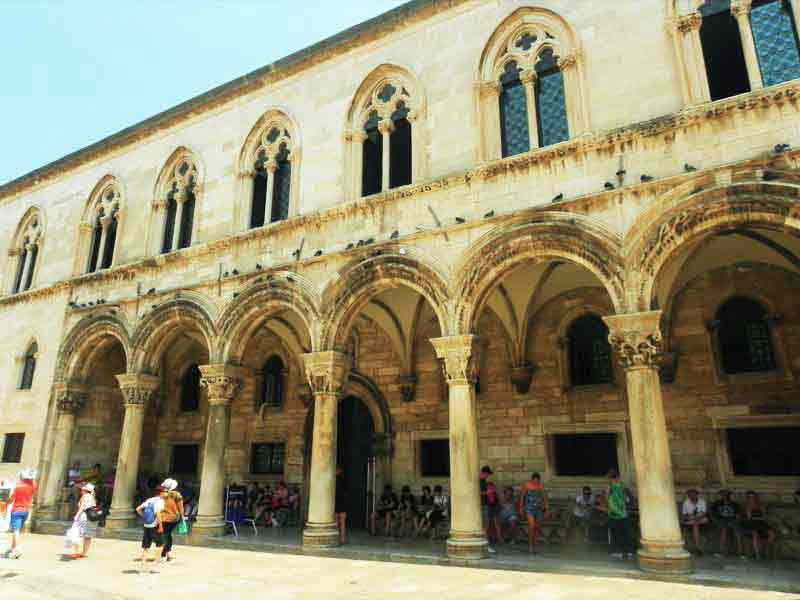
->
<box><xmin>191</xmin><ymin>364</ymin><xmax>243</xmax><ymax>538</ymax></box>
<box><xmin>301</xmin><ymin>351</ymin><xmax>350</xmax><ymax>548</ymax></box>
<box><xmin>264</xmin><ymin>159</ymin><xmax>278</xmax><ymax>222</ymax></box>
<box><xmin>171</xmin><ymin>190</ymin><xmax>186</xmax><ymax>252</ymax></box>
<box><xmin>430</xmin><ymin>335</ymin><xmax>488</xmax><ymax>560</ymax></box>
<box><xmin>603</xmin><ymin>311</ymin><xmax>691</xmax><ymax>575</ymax></box>
<box><xmin>478</xmin><ymin>81</ymin><xmax>502</xmax><ymax>161</ymax></box>
<box><xmin>732</xmin><ymin>0</ymin><xmax>763</xmax><ymax>91</ymax></box>
<box><xmin>18</xmin><ymin>242</ymin><xmax>35</xmax><ymax>292</ymax></box>
<box><xmin>97</xmin><ymin>214</ymin><xmax>111</xmax><ymax>269</ymax></box>
<box><xmin>105</xmin><ymin>373</ymin><xmax>159</xmax><ymax>530</ymax></box>
<box><xmin>378</xmin><ymin>120</ymin><xmax>394</xmax><ymax>193</ymax></box>
<box><xmin>39</xmin><ymin>384</ymin><xmax>87</xmax><ymax>519</ymax></box>
<box><xmin>521</xmin><ymin>70</ymin><xmax>540</xmax><ymax>149</ymax></box>
<box><xmin>350</xmin><ymin>132</ymin><xmax>367</xmax><ymax>200</ymax></box>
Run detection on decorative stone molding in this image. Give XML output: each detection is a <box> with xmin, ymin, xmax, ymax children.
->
<box><xmin>301</xmin><ymin>351</ymin><xmax>351</xmax><ymax>396</ymax></box>
<box><xmin>52</xmin><ymin>382</ymin><xmax>89</xmax><ymax>414</ymax></box>
<box><xmin>115</xmin><ymin>373</ymin><xmax>160</xmax><ymax>406</ymax></box>
<box><xmin>397</xmin><ymin>373</ymin><xmax>417</xmax><ymax>403</ymax></box>
<box><xmin>674</xmin><ymin>12</ymin><xmax>701</xmax><ymax>33</ymax></box>
<box><xmin>603</xmin><ymin>311</ymin><xmax>663</xmax><ymax>370</ymax></box>
<box><xmin>198</xmin><ymin>364</ymin><xmax>244</xmax><ymax>405</ymax></box>
<box><xmin>430</xmin><ymin>335</ymin><xmax>480</xmax><ymax>386</ymax></box>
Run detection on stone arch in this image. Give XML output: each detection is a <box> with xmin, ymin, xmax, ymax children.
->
<box><xmin>218</xmin><ymin>271</ymin><xmax>321</xmax><ymax>364</ymax></box>
<box><xmin>238</xmin><ymin>107</ymin><xmax>302</xmax><ymax>175</ymax></box>
<box><xmin>77</xmin><ymin>174</ymin><xmax>125</xmax><ymax>274</ymax></box>
<box><xmin>626</xmin><ymin>173</ymin><xmax>800</xmax><ymax>311</ymax></box>
<box><xmin>131</xmin><ymin>297</ymin><xmax>217</xmax><ymax>374</ymax></box>
<box><xmin>55</xmin><ymin>313</ymin><xmax>132</xmax><ymax>382</ymax></box>
<box><xmin>320</xmin><ymin>252</ymin><xmax>452</xmax><ymax>352</ymax></box>
<box><xmin>454</xmin><ymin>212</ymin><xmax>625</xmax><ymax>335</ymax></box>
<box><xmin>345</xmin><ymin>63</ymin><xmax>427</xmax><ymax>129</ymax></box>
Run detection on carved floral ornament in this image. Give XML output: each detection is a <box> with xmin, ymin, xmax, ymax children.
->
<box><xmin>430</xmin><ymin>335</ymin><xmax>480</xmax><ymax>385</ymax></box>
<box><xmin>200</xmin><ymin>375</ymin><xmax>243</xmax><ymax>404</ymax></box>
<box><xmin>93</xmin><ymin>185</ymin><xmax>121</xmax><ymax>222</ymax></box>
<box><xmin>56</xmin><ymin>389</ymin><xmax>87</xmax><ymax>414</ymax></box>
<box><xmin>115</xmin><ymin>373</ymin><xmax>159</xmax><ymax>406</ymax></box>
<box><xmin>603</xmin><ymin>312</ymin><xmax>663</xmax><ymax>370</ymax></box>
<box><xmin>301</xmin><ymin>351</ymin><xmax>351</xmax><ymax>396</ymax></box>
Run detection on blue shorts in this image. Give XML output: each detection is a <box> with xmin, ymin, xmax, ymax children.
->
<box><xmin>9</xmin><ymin>511</ymin><xmax>29</xmax><ymax>532</ymax></box>
<box><xmin>525</xmin><ymin>508</ymin><xmax>544</xmax><ymax>521</ymax></box>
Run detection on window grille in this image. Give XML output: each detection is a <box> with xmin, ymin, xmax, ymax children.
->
<box><xmin>751</xmin><ymin>0</ymin><xmax>800</xmax><ymax>87</ymax></box>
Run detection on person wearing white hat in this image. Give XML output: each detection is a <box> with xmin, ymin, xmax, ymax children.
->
<box><xmin>3</xmin><ymin>468</ymin><xmax>37</xmax><ymax>559</ymax></box>
<box><xmin>68</xmin><ymin>483</ymin><xmax>99</xmax><ymax>559</ymax></box>
<box><xmin>158</xmin><ymin>478</ymin><xmax>184</xmax><ymax>562</ymax></box>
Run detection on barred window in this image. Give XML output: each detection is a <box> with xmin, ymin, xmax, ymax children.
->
<box><xmin>717</xmin><ymin>297</ymin><xmax>776</xmax><ymax>374</ymax></box>
<box><xmin>535</xmin><ymin>49</ymin><xmax>570</xmax><ymax>148</ymax></box>
<box><xmin>159</xmin><ymin>157</ymin><xmax>198</xmax><ymax>253</ymax></box>
<box><xmin>1</xmin><ymin>433</ymin><xmax>25</xmax><ymax>463</ymax></box>
<box><xmin>567</xmin><ymin>314</ymin><xmax>613</xmax><ymax>386</ymax></box>
<box><xmin>271</xmin><ymin>147</ymin><xmax>292</xmax><ymax>223</ymax></box>
<box><xmin>251</xmin><ymin>442</ymin><xmax>285</xmax><ymax>475</ymax></box>
<box><xmin>499</xmin><ymin>61</ymin><xmax>531</xmax><ymax>158</ymax></box>
<box><xmin>389</xmin><ymin>103</ymin><xmax>412</xmax><ymax>188</ymax></box>
<box><xmin>699</xmin><ymin>1</ymin><xmax>751</xmax><ymax>100</ymax></box>
<box><xmin>19</xmin><ymin>343</ymin><xmax>37</xmax><ymax>390</ymax></box>
<box><xmin>362</xmin><ymin>112</ymin><xmax>383</xmax><ymax>197</ymax></box>
<box><xmin>751</xmin><ymin>0</ymin><xmax>800</xmax><ymax>87</ymax></box>
<box><xmin>261</xmin><ymin>356</ymin><xmax>285</xmax><ymax>409</ymax></box>
<box><xmin>162</xmin><ymin>196</ymin><xmax>177</xmax><ymax>254</ymax></box>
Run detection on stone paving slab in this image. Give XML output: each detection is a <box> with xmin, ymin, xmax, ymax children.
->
<box><xmin>0</xmin><ymin>535</ymin><xmax>798</xmax><ymax>600</ymax></box>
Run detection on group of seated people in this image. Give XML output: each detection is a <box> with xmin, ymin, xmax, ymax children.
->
<box><xmin>371</xmin><ymin>484</ymin><xmax>449</xmax><ymax>538</ymax></box>
<box><xmin>680</xmin><ymin>488</ymin><xmax>778</xmax><ymax>559</ymax></box>
<box><xmin>226</xmin><ymin>481</ymin><xmax>300</xmax><ymax>528</ymax></box>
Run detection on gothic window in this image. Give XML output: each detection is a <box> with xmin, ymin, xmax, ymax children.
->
<box><xmin>180</xmin><ymin>363</ymin><xmax>202</xmax><ymax>412</ymax></box>
<box><xmin>85</xmin><ymin>184</ymin><xmax>121</xmax><ymax>273</ymax></box>
<box><xmin>9</xmin><ymin>211</ymin><xmax>42</xmax><ymax>294</ymax></box>
<box><xmin>260</xmin><ymin>356</ymin><xmax>285</xmax><ymax>409</ymax></box>
<box><xmin>244</xmin><ymin>118</ymin><xmax>296</xmax><ymax>229</ymax></box>
<box><xmin>699</xmin><ymin>1</ymin><xmax>750</xmax><ymax>100</ymax></box>
<box><xmin>535</xmin><ymin>49</ymin><xmax>570</xmax><ymax>147</ymax></box>
<box><xmin>346</xmin><ymin>66</ymin><xmax>425</xmax><ymax>199</ymax></box>
<box><xmin>478</xmin><ymin>9</ymin><xmax>585</xmax><ymax>161</ymax></box>
<box><xmin>750</xmin><ymin>0</ymin><xmax>800</xmax><ymax>87</ymax></box>
<box><xmin>499</xmin><ymin>61</ymin><xmax>531</xmax><ymax>158</ymax></box>
<box><xmin>567</xmin><ymin>314</ymin><xmax>613</xmax><ymax>386</ymax></box>
<box><xmin>1</xmin><ymin>433</ymin><xmax>24</xmax><ymax>463</ymax></box>
<box><xmin>716</xmin><ymin>297</ymin><xmax>776</xmax><ymax>374</ymax></box>
<box><xmin>158</xmin><ymin>155</ymin><xmax>198</xmax><ymax>254</ymax></box>
<box><xmin>19</xmin><ymin>342</ymin><xmax>37</xmax><ymax>390</ymax></box>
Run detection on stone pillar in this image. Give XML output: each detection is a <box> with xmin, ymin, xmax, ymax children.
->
<box><xmin>18</xmin><ymin>242</ymin><xmax>35</xmax><ymax>292</ymax></box>
<box><xmin>674</xmin><ymin>13</ymin><xmax>709</xmax><ymax>104</ymax></box>
<box><xmin>351</xmin><ymin>131</ymin><xmax>367</xmax><ymax>200</ymax></box>
<box><xmin>603</xmin><ymin>311</ymin><xmax>691</xmax><ymax>575</ymax></box>
<box><xmin>301</xmin><ymin>351</ymin><xmax>350</xmax><ymax>548</ymax></box>
<box><xmin>430</xmin><ymin>335</ymin><xmax>488</xmax><ymax>560</ymax></box>
<box><xmin>191</xmin><ymin>364</ymin><xmax>243</xmax><ymax>538</ymax></box>
<box><xmin>378</xmin><ymin>120</ymin><xmax>394</xmax><ymax>193</ymax></box>
<box><xmin>732</xmin><ymin>0</ymin><xmax>763</xmax><ymax>91</ymax></box>
<box><xmin>97</xmin><ymin>215</ymin><xmax>111</xmax><ymax>269</ymax></box>
<box><xmin>264</xmin><ymin>159</ymin><xmax>278</xmax><ymax>222</ymax></box>
<box><xmin>171</xmin><ymin>190</ymin><xmax>186</xmax><ymax>252</ymax></box>
<box><xmin>478</xmin><ymin>80</ymin><xmax>502</xmax><ymax>161</ymax></box>
<box><xmin>39</xmin><ymin>384</ymin><xmax>87</xmax><ymax>519</ymax></box>
<box><xmin>521</xmin><ymin>70</ymin><xmax>540</xmax><ymax>149</ymax></box>
<box><xmin>105</xmin><ymin>373</ymin><xmax>159</xmax><ymax>530</ymax></box>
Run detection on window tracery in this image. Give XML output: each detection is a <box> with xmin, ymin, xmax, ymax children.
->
<box><xmin>8</xmin><ymin>209</ymin><xmax>43</xmax><ymax>294</ymax></box>
<box><xmin>83</xmin><ymin>181</ymin><xmax>122</xmax><ymax>273</ymax></box>
<box><xmin>478</xmin><ymin>8</ymin><xmax>588</xmax><ymax>161</ymax></box>
<box><xmin>157</xmin><ymin>155</ymin><xmax>199</xmax><ymax>254</ymax></box>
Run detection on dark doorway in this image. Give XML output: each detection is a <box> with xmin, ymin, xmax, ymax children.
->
<box><xmin>337</xmin><ymin>395</ymin><xmax>375</xmax><ymax>530</ymax></box>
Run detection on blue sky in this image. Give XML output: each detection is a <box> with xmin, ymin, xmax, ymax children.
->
<box><xmin>0</xmin><ymin>1</ymin><xmax>408</xmax><ymax>185</ymax></box>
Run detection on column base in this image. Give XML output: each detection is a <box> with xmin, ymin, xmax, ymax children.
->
<box><xmin>446</xmin><ymin>530</ymin><xmax>489</xmax><ymax>560</ymax></box>
<box><xmin>302</xmin><ymin>522</ymin><xmax>340</xmax><ymax>548</ymax></box>
<box><xmin>104</xmin><ymin>508</ymin><xmax>138</xmax><ymax>530</ymax></box>
<box><xmin>637</xmin><ymin>540</ymin><xmax>693</xmax><ymax>575</ymax></box>
<box><xmin>189</xmin><ymin>515</ymin><xmax>227</xmax><ymax>541</ymax></box>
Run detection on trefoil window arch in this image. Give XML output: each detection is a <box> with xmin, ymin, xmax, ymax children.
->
<box><xmin>157</xmin><ymin>155</ymin><xmax>199</xmax><ymax>254</ymax></box>
<box><xmin>715</xmin><ymin>296</ymin><xmax>776</xmax><ymax>374</ymax></box>
<box><xmin>477</xmin><ymin>8</ymin><xmax>588</xmax><ymax>161</ymax></box>
<box><xmin>9</xmin><ymin>210</ymin><xmax>43</xmax><ymax>294</ymax></box>
<box><xmin>84</xmin><ymin>182</ymin><xmax>122</xmax><ymax>273</ymax></box>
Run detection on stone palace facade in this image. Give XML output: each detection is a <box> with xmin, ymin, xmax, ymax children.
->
<box><xmin>2</xmin><ymin>0</ymin><xmax>800</xmax><ymax>574</ymax></box>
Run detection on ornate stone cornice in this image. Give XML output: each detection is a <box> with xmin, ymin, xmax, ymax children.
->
<box><xmin>301</xmin><ymin>351</ymin><xmax>350</xmax><ymax>396</ymax></box>
<box><xmin>430</xmin><ymin>335</ymin><xmax>480</xmax><ymax>385</ymax></box>
<box><xmin>115</xmin><ymin>373</ymin><xmax>160</xmax><ymax>406</ymax></box>
<box><xmin>603</xmin><ymin>311</ymin><xmax>663</xmax><ymax>370</ymax></box>
<box><xmin>199</xmin><ymin>364</ymin><xmax>244</xmax><ymax>405</ymax></box>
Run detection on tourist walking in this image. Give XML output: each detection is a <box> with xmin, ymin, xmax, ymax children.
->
<box><xmin>519</xmin><ymin>472</ymin><xmax>548</xmax><ymax>554</ymax></box>
<box><xmin>135</xmin><ymin>486</ymin><xmax>165</xmax><ymax>563</ymax></box>
<box><xmin>335</xmin><ymin>467</ymin><xmax>348</xmax><ymax>544</ymax></box>
<box><xmin>159</xmin><ymin>478</ymin><xmax>184</xmax><ymax>562</ymax></box>
<box><xmin>605</xmin><ymin>469</ymin><xmax>636</xmax><ymax>559</ymax></box>
<box><xmin>3</xmin><ymin>468</ymin><xmax>37</xmax><ymax>559</ymax></box>
<box><xmin>67</xmin><ymin>482</ymin><xmax>100</xmax><ymax>559</ymax></box>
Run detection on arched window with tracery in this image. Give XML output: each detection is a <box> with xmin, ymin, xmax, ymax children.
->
<box><xmin>345</xmin><ymin>66</ymin><xmax>426</xmax><ymax>199</ymax></box>
<box><xmin>154</xmin><ymin>153</ymin><xmax>199</xmax><ymax>254</ymax></box>
<box><xmin>716</xmin><ymin>297</ymin><xmax>776</xmax><ymax>374</ymax></box>
<box><xmin>246</xmin><ymin>120</ymin><xmax>296</xmax><ymax>229</ymax></box>
<box><xmin>261</xmin><ymin>355</ymin><xmax>285</xmax><ymax>409</ymax></box>
<box><xmin>180</xmin><ymin>363</ymin><xmax>202</xmax><ymax>412</ymax></box>
<box><xmin>8</xmin><ymin>210</ymin><xmax>43</xmax><ymax>294</ymax></box>
<box><xmin>567</xmin><ymin>315</ymin><xmax>613</xmax><ymax>387</ymax></box>
<box><xmin>478</xmin><ymin>8</ymin><xmax>588</xmax><ymax>161</ymax></box>
<box><xmin>670</xmin><ymin>0</ymin><xmax>800</xmax><ymax>105</ymax></box>
<box><xmin>83</xmin><ymin>180</ymin><xmax>122</xmax><ymax>273</ymax></box>
<box><xmin>19</xmin><ymin>342</ymin><xmax>37</xmax><ymax>390</ymax></box>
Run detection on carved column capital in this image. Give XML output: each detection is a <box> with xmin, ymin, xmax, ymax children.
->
<box><xmin>731</xmin><ymin>0</ymin><xmax>753</xmax><ymax>18</ymax></box>
<box><xmin>556</xmin><ymin>53</ymin><xmax>578</xmax><ymax>70</ymax></box>
<box><xmin>115</xmin><ymin>373</ymin><xmax>160</xmax><ymax>406</ymax></box>
<box><xmin>603</xmin><ymin>311</ymin><xmax>664</xmax><ymax>370</ymax></box>
<box><xmin>520</xmin><ymin>70</ymin><xmax>538</xmax><ymax>85</ymax></box>
<box><xmin>675</xmin><ymin>12</ymin><xmax>702</xmax><ymax>33</ymax></box>
<box><xmin>265</xmin><ymin>159</ymin><xmax>279</xmax><ymax>174</ymax></box>
<box><xmin>377</xmin><ymin>120</ymin><xmax>395</xmax><ymax>136</ymax></box>
<box><xmin>301</xmin><ymin>351</ymin><xmax>351</xmax><ymax>396</ymax></box>
<box><xmin>199</xmin><ymin>364</ymin><xmax>244</xmax><ymax>406</ymax></box>
<box><xmin>430</xmin><ymin>335</ymin><xmax>480</xmax><ymax>385</ymax></box>
<box><xmin>53</xmin><ymin>382</ymin><xmax>88</xmax><ymax>414</ymax></box>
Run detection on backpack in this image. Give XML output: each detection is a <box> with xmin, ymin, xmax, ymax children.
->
<box><xmin>142</xmin><ymin>501</ymin><xmax>157</xmax><ymax>526</ymax></box>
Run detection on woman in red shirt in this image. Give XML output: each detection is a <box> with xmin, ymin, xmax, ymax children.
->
<box><xmin>4</xmin><ymin>468</ymin><xmax>37</xmax><ymax>559</ymax></box>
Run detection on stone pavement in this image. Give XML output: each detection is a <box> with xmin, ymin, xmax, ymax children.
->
<box><xmin>0</xmin><ymin>534</ymin><xmax>798</xmax><ymax>600</ymax></box>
